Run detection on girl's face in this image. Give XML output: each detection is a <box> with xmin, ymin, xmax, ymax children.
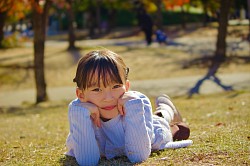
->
<box><xmin>77</xmin><ymin>76</ymin><xmax>130</xmax><ymax>119</ymax></box>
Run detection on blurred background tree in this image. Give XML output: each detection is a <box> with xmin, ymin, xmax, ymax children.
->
<box><xmin>188</xmin><ymin>0</ymin><xmax>234</xmax><ymax>97</ymax></box>
<box><xmin>163</xmin><ymin>0</ymin><xmax>191</xmax><ymax>29</ymax></box>
<box><xmin>0</xmin><ymin>0</ymin><xmax>31</xmax><ymax>48</ymax></box>
<box><xmin>31</xmin><ymin>0</ymin><xmax>52</xmax><ymax>103</ymax></box>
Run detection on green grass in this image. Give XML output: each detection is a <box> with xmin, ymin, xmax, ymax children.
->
<box><xmin>0</xmin><ymin>25</ymin><xmax>249</xmax><ymax>165</ymax></box>
<box><xmin>0</xmin><ymin>91</ymin><xmax>249</xmax><ymax>165</ymax></box>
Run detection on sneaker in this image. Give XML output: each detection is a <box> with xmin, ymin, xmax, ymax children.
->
<box><xmin>171</xmin><ymin>122</ymin><xmax>190</xmax><ymax>141</ymax></box>
<box><xmin>155</xmin><ymin>94</ymin><xmax>183</xmax><ymax>124</ymax></box>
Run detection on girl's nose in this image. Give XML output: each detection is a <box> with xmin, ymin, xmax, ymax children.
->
<box><xmin>103</xmin><ymin>90</ymin><xmax>114</xmax><ymax>101</ymax></box>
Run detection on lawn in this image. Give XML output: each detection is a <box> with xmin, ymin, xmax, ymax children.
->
<box><xmin>0</xmin><ymin>25</ymin><xmax>249</xmax><ymax>165</ymax></box>
<box><xmin>0</xmin><ymin>91</ymin><xmax>249</xmax><ymax>165</ymax></box>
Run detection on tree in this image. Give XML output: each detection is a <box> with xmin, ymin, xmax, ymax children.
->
<box><xmin>246</xmin><ymin>0</ymin><xmax>250</xmax><ymax>41</ymax></box>
<box><xmin>190</xmin><ymin>0</ymin><xmax>219</xmax><ymax>27</ymax></box>
<box><xmin>0</xmin><ymin>0</ymin><xmax>29</xmax><ymax>48</ymax></box>
<box><xmin>66</xmin><ymin>0</ymin><xmax>76</xmax><ymax>50</ymax></box>
<box><xmin>163</xmin><ymin>0</ymin><xmax>190</xmax><ymax>29</ymax></box>
<box><xmin>32</xmin><ymin>0</ymin><xmax>52</xmax><ymax>103</ymax></box>
<box><xmin>51</xmin><ymin>0</ymin><xmax>77</xmax><ymax>50</ymax></box>
<box><xmin>247</xmin><ymin>0</ymin><xmax>250</xmax><ymax>42</ymax></box>
<box><xmin>0</xmin><ymin>0</ymin><xmax>49</xmax><ymax>103</ymax></box>
<box><xmin>188</xmin><ymin>0</ymin><xmax>233</xmax><ymax>98</ymax></box>
<box><xmin>102</xmin><ymin>0</ymin><xmax>131</xmax><ymax>32</ymax></box>
<box><xmin>0</xmin><ymin>11</ymin><xmax>7</xmax><ymax>48</ymax></box>
<box><xmin>153</xmin><ymin>0</ymin><xmax>164</xmax><ymax>29</ymax></box>
<box><xmin>32</xmin><ymin>0</ymin><xmax>78</xmax><ymax>102</ymax></box>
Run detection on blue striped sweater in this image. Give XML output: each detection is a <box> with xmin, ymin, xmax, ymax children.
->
<box><xmin>65</xmin><ymin>91</ymin><xmax>174</xmax><ymax>165</ymax></box>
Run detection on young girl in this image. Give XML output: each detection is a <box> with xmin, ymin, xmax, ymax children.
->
<box><xmin>65</xmin><ymin>49</ymin><xmax>192</xmax><ymax>165</ymax></box>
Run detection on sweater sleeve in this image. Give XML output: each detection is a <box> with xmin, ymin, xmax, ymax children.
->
<box><xmin>123</xmin><ymin>99</ymin><xmax>152</xmax><ymax>163</ymax></box>
<box><xmin>67</xmin><ymin>100</ymin><xmax>100</xmax><ymax>166</ymax></box>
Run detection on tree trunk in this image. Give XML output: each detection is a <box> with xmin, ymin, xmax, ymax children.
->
<box><xmin>32</xmin><ymin>0</ymin><xmax>51</xmax><ymax>103</ymax></box>
<box><xmin>106</xmin><ymin>9</ymin><xmax>116</xmax><ymax>33</ymax></box>
<box><xmin>0</xmin><ymin>12</ymin><xmax>6</xmax><ymax>48</ymax></box>
<box><xmin>87</xmin><ymin>9</ymin><xmax>96</xmax><ymax>38</ymax></box>
<box><xmin>202</xmin><ymin>0</ymin><xmax>209</xmax><ymax>27</ymax></box>
<box><xmin>67</xmin><ymin>0</ymin><xmax>76</xmax><ymax>50</ymax></box>
<box><xmin>188</xmin><ymin>0</ymin><xmax>233</xmax><ymax>97</ymax></box>
<box><xmin>207</xmin><ymin>0</ymin><xmax>231</xmax><ymax>74</ymax></box>
<box><xmin>247</xmin><ymin>0</ymin><xmax>250</xmax><ymax>41</ymax></box>
<box><xmin>96</xmin><ymin>0</ymin><xmax>101</xmax><ymax>34</ymax></box>
<box><xmin>214</xmin><ymin>0</ymin><xmax>231</xmax><ymax>65</ymax></box>
<box><xmin>181</xmin><ymin>5</ymin><xmax>186</xmax><ymax>29</ymax></box>
<box><xmin>154</xmin><ymin>0</ymin><xmax>163</xmax><ymax>30</ymax></box>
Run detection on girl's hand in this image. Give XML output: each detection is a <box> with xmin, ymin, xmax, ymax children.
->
<box><xmin>80</xmin><ymin>102</ymin><xmax>101</xmax><ymax>127</ymax></box>
<box><xmin>118</xmin><ymin>91</ymin><xmax>140</xmax><ymax>116</ymax></box>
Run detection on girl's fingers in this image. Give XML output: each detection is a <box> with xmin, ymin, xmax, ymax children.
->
<box><xmin>96</xmin><ymin>111</ymin><xmax>101</xmax><ymax>127</ymax></box>
<box><xmin>95</xmin><ymin>110</ymin><xmax>101</xmax><ymax>127</ymax></box>
<box><xmin>122</xmin><ymin>105</ymin><xmax>126</xmax><ymax>115</ymax></box>
<box><xmin>95</xmin><ymin>117</ymin><xmax>101</xmax><ymax>128</ymax></box>
<box><xmin>91</xmin><ymin>110</ymin><xmax>101</xmax><ymax>127</ymax></box>
<box><xmin>118</xmin><ymin>97</ymin><xmax>126</xmax><ymax>116</ymax></box>
<box><xmin>118</xmin><ymin>103</ymin><xmax>123</xmax><ymax>115</ymax></box>
<box><xmin>93</xmin><ymin>117</ymin><xmax>101</xmax><ymax>127</ymax></box>
<box><xmin>118</xmin><ymin>101</ymin><xmax>126</xmax><ymax>116</ymax></box>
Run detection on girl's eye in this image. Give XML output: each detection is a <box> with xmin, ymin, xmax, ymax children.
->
<box><xmin>92</xmin><ymin>88</ymin><xmax>101</xmax><ymax>92</ymax></box>
<box><xmin>113</xmin><ymin>84</ymin><xmax>122</xmax><ymax>89</ymax></box>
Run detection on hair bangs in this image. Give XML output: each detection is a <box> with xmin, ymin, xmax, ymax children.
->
<box><xmin>74</xmin><ymin>50</ymin><xmax>128</xmax><ymax>90</ymax></box>
<box><xmin>86</xmin><ymin>56</ymin><xmax>123</xmax><ymax>89</ymax></box>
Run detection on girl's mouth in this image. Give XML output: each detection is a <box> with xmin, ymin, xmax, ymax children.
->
<box><xmin>101</xmin><ymin>105</ymin><xmax>116</xmax><ymax>111</ymax></box>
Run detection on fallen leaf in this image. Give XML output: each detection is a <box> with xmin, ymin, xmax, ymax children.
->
<box><xmin>215</xmin><ymin>122</ymin><xmax>225</xmax><ymax>127</ymax></box>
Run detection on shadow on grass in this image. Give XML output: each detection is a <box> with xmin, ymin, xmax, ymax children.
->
<box><xmin>0</xmin><ymin>106</ymin><xmax>27</xmax><ymax>115</ymax></box>
<box><xmin>59</xmin><ymin>155</ymin><xmax>79</xmax><ymax>166</ymax></box>
<box><xmin>58</xmin><ymin>149</ymin><xmax>167</xmax><ymax>165</ymax></box>
<box><xmin>59</xmin><ymin>155</ymin><xmax>134</xmax><ymax>166</ymax></box>
<box><xmin>0</xmin><ymin>101</ymin><xmax>67</xmax><ymax>116</ymax></box>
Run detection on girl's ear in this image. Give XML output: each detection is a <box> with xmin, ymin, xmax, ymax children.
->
<box><xmin>125</xmin><ymin>80</ymin><xmax>130</xmax><ymax>91</ymax></box>
<box><xmin>76</xmin><ymin>88</ymin><xmax>85</xmax><ymax>102</ymax></box>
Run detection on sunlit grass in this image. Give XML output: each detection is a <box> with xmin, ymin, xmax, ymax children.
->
<box><xmin>0</xmin><ymin>25</ymin><xmax>249</xmax><ymax>165</ymax></box>
<box><xmin>0</xmin><ymin>91</ymin><xmax>249</xmax><ymax>165</ymax></box>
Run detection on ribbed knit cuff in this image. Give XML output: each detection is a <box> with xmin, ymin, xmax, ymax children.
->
<box><xmin>124</xmin><ymin>99</ymin><xmax>144</xmax><ymax>117</ymax></box>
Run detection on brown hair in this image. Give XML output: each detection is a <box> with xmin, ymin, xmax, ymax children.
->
<box><xmin>73</xmin><ymin>50</ymin><xmax>129</xmax><ymax>90</ymax></box>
